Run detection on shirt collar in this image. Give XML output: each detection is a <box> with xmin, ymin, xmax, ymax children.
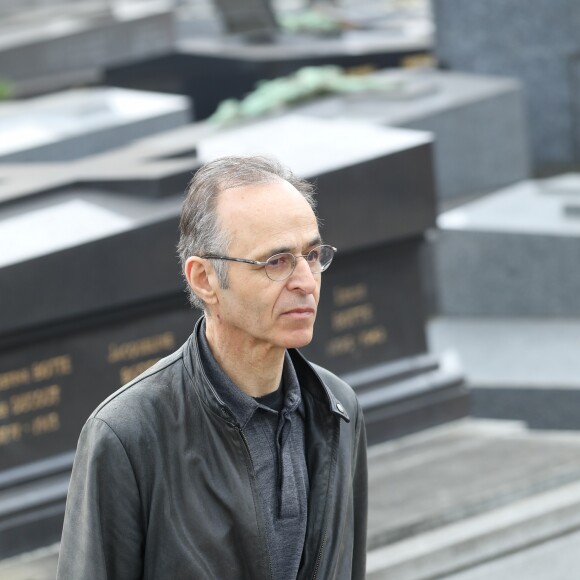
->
<box><xmin>196</xmin><ymin>319</ymin><xmax>302</xmax><ymax>429</ymax></box>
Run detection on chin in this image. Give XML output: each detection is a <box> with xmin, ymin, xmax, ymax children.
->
<box><xmin>283</xmin><ymin>329</ymin><xmax>315</xmax><ymax>349</ymax></box>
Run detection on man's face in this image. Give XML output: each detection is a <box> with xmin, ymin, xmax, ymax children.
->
<box><xmin>209</xmin><ymin>178</ymin><xmax>322</xmax><ymax>353</ymax></box>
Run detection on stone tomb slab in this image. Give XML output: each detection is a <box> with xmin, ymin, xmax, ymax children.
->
<box><xmin>0</xmin><ymin>305</ymin><xmax>197</xmax><ymax>559</ymax></box>
<box><xmin>294</xmin><ymin>68</ymin><xmax>531</xmax><ymax>201</ymax></box>
<box><xmin>434</xmin><ymin>174</ymin><xmax>580</xmax><ymax>316</ymax></box>
<box><xmin>0</xmin><ymin>117</ymin><xmax>435</xmax><ymax>356</ymax></box>
<box><xmin>0</xmin><ymin>0</ymin><xmax>111</xmax><ymax>21</ymax></box>
<box><xmin>428</xmin><ymin>316</ymin><xmax>580</xmax><ymax>431</ymax></box>
<box><xmin>0</xmin><ymin>116</ymin><xmax>463</xmax><ymax>447</ymax></box>
<box><xmin>0</xmin><ymin>1</ymin><xmax>174</xmax><ymax>97</ymax></box>
<box><xmin>0</xmin><ymin>308</ymin><xmax>195</xmax><ymax>475</ymax></box>
<box><xmin>0</xmin><ymin>88</ymin><xmax>191</xmax><ymax>163</ymax></box>
<box><xmin>195</xmin><ymin>116</ymin><xmax>437</xmax><ymax>249</ymax></box>
<box><xmin>212</xmin><ymin>0</ymin><xmax>278</xmax><ymax>37</ymax></box>
<box><xmin>0</xmin><ymin>116</ymin><xmax>467</xmax><ymax>555</ymax></box>
<box><xmin>0</xmin><ymin>187</ymin><xmax>185</xmax><ymax>343</ymax></box>
<box><xmin>103</xmin><ymin>24</ymin><xmax>431</xmax><ymax>119</ymax></box>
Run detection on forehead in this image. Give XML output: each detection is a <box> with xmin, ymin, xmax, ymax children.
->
<box><xmin>216</xmin><ymin>179</ymin><xmax>319</xmax><ymax>252</ymax></box>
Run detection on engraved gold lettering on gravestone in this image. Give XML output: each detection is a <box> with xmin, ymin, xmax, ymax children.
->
<box><xmin>31</xmin><ymin>412</ymin><xmax>60</xmax><ymax>436</ymax></box>
<box><xmin>333</xmin><ymin>283</ymin><xmax>368</xmax><ymax>307</ymax></box>
<box><xmin>31</xmin><ymin>355</ymin><xmax>72</xmax><ymax>382</ymax></box>
<box><xmin>0</xmin><ymin>422</ymin><xmax>23</xmax><ymax>445</ymax></box>
<box><xmin>0</xmin><ymin>401</ymin><xmax>9</xmax><ymax>420</ymax></box>
<box><xmin>331</xmin><ymin>304</ymin><xmax>374</xmax><ymax>332</ymax></box>
<box><xmin>9</xmin><ymin>385</ymin><xmax>61</xmax><ymax>416</ymax></box>
<box><xmin>358</xmin><ymin>326</ymin><xmax>388</xmax><ymax>347</ymax></box>
<box><xmin>0</xmin><ymin>367</ymin><xmax>31</xmax><ymax>392</ymax></box>
<box><xmin>107</xmin><ymin>332</ymin><xmax>176</xmax><ymax>364</ymax></box>
<box><xmin>326</xmin><ymin>334</ymin><xmax>357</xmax><ymax>357</ymax></box>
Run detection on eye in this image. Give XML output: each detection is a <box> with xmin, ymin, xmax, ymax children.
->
<box><xmin>268</xmin><ymin>254</ymin><xmax>291</xmax><ymax>269</ymax></box>
<box><xmin>307</xmin><ymin>248</ymin><xmax>320</xmax><ymax>262</ymax></box>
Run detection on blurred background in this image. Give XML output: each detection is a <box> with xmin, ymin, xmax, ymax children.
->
<box><xmin>1</xmin><ymin>0</ymin><xmax>580</xmax><ymax>578</ymax></box>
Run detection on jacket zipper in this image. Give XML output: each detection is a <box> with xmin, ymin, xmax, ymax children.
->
<box><xmin>311</xmin><ymin>528</ymin><xmax>327</xmax><ymax>580</ymax></box>
<box><xmin>311</xmin><ymin>418</ymin><xmax>340</xmax><ymax>580</ymax></box>
<box><xmin>239</xmin><ymin>429</ymin><xmax>275</xmax><ymax>580</ymax></box>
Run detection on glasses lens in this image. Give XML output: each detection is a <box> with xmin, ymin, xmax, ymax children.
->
<box><xmin>308</xmin><ymin>245</ymin><xmax>335</xmax><ymax>273</ymax></box>
<box><xmin>265</xmin><ymin>253</ymin><xmax>295</xmax><ymax>281</ymax></box>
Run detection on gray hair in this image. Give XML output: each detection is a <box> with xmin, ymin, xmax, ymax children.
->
<box><xmin>178</xmin><ymin>155</ymin><xmax>317</xmax><ymax>310</ymax></box>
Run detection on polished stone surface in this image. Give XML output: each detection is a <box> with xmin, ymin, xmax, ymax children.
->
<box><xmin>0</xmin><ymin>114</ymin><xmax>449</xmax><ymax>557</ymax></box>
<box><xmin>432</xmin><ymin>0</ymin><xmax>580</xmax><ymax>168</ymax></box>
<box><xmin>434</xmin><ymin>175</ymin><xmax>580</xmax><ymax>316</ymax></box>
<box><xmin>295</xmin><ymin>68</ymin><xmax>531</xmax><ymax>201</ymax></box>
<box><xmin>428</xmin><ymin>316</ymin><xmax>580</xmax><ymax>430</ymax></box>
<box><xmin>104</xmin><ymin>0</ymin><xmax>432</xmax><ymax>119</ymax></box>
<box><xmin>0</xmin><ymin>1</ymin><xmax>174</xmax><ymax>96</ymax></box>
<box><xmin>0</xmin><ymin>88</ymin><xmax>191</xmax><ymax>162</ymax></box>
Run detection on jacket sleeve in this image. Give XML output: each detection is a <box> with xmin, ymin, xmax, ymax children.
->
<box><xmin>351</xmin><ymin>399</ymin><xmax>368</xmax><ymax>580</ymax></box>
<box><xmin>57</xmin><ymin>417</ymin><xmax>144</xmax><ymax>580</ymax></box>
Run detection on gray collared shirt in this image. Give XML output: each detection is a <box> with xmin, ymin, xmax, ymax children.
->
<box><xmin>197</xmin><ymin>322</ymin><xmax>309</xmax><ymax>580</ymax></box>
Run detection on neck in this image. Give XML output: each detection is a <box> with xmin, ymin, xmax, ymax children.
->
<box><xmin>204</xmin><ymin>318</ymin><xmax>285</xmax><ymax>398</ymax></box>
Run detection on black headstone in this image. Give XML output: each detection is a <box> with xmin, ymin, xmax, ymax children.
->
<box><xmin>0</xmin><ymin>115</ymin><xmax>467</xmax><ymax>557</ymax></box>
<box><xmin>213</xmin><ymin>0</ymin><xmax>278</xmax><ymax>37</ymax></box>
<box><xmin>104</xmin><ymin>2</ymin><xmax>431</xmax><ymax>119</ymax></box>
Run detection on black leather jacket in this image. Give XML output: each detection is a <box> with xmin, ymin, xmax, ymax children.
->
<box><xmin>57</xmin><ymin>324</ymin><xmax>368</xmax><ymax>580</ymax></box>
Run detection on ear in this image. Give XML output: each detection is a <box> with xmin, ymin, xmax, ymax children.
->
<box><xmin>185</xmin><ymin>257</ymin><xmax>219</xmax><ymax>306</ymax></box>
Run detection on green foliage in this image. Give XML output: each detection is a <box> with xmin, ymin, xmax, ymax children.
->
<box><xmin>209</xmin><ymin>65</ymin><xmax>402</xmax><ymax>126</ymax></box>
<box><xmin>278</xmin><ymin>10</ymin><xmax>342</xmax><ymax>33</ymax></box>
<box><xmin>0</xmin><ymin>80</ymin><xmax>12</xmax><ymax>100</ymax></box>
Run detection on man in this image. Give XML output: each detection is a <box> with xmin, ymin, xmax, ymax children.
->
<box><xmin>57</xmin><ymin>155</ymin><xmax>367</xmax><ymax>579</ymax></box>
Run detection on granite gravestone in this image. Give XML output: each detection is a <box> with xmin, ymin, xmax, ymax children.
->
<box><xmin>293</xmin><ymin>68</ymin><xmax>531</xmax><ymax>202</ymax></box>
<box><xmin>0</xmin><ymin>88</ymin><xmax>191</xmax><ymax>163</ymax></box>
<box><xmin>0</xmin><ymin>0</ymin><xmax>112</xmax><ymax>22</ymax></box>
<box><xmin>0</xmin><ymin>0</ymin><xmax>174</xmax><ymax>97</ymax></box>
<box><xmin>431</xmin><ymin>0</ymin><xmax>580</xmax><ymax>169</ymax></box>
<box><xmin>0</xmin><ymin>179</ymin><xmax>195</xmax><ymax>559</ymax></box>
<box><xmin>213</xmin><ymin>0</ymin><xmax>278</xmax><ymax>38</ymax></box>
<box><xmin>0</xmin><ymin>115</ymin><xmax>466</xmax><ymax>557</ymax></box>
<box><xmin>434</xmin><ymin>174</ymin><xmax>580</xmax><ymax>317</ymax></box>
<box><xmin>104</xmin><ymin>1</ymin><xmax>431</xmax><ymax>119</ymax></box>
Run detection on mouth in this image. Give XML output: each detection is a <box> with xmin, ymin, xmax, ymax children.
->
<box><xmin>282</xmin><ymin>307</ymin><xmax>316</xmax><ymax>319</ymax></box>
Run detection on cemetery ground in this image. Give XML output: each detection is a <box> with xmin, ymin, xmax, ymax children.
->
<box><xmin>5</xmin><ymin>418</ymin><xmax>580</xmax><ymax>579</ymax></box>
<box><xmin>4</xmin><ymin>0</ymin><xmax>580</xmax><ymax>578</ymax></box>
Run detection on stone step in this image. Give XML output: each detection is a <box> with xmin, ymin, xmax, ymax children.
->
<box><xmin>366</xmin><ymin>418</ymin><xmax>580</xmax><ymax>578</ymax></box>
<box><xmin>367</xmin><ymin>478</ymin><xmax>580</xmax><ymax>579</ymax></box>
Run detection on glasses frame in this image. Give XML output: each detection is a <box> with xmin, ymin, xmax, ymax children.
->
<box><xmin>201</xmin><ymin>244</ymin><xmax>337</xmax><ymax>282</ymax></box>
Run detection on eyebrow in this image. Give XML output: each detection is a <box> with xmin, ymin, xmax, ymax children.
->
<box><xmin>259</xmin><ymin>235</ymin><xmax>322</xmax><ymax>260</ymax></box>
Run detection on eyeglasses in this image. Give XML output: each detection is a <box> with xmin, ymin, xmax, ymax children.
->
<box><xmin>201</xmin><ymin>244</ymin><xmax>337</xmax><ymax>282</ymax></box>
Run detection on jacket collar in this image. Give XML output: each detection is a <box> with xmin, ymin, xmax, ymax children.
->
<box><xmin>183</xmin><ymin>317</ymin><xmax>350</xmax><ymax>424</ymax></box>
<box><xmin>288</xmin><ymin>348</ymin><xmax>350</xmax><ymax>423</ymax></box>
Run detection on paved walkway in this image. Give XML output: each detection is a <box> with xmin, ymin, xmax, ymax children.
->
<box><xmin>445</xmin><ymin>528</ymin><xmax>580</xmax><ymax>580</ymax></box>
<box><xmin>0</xmin><ymin>546</ymin><xmax>58</xmax><ymax>580</ymax></box>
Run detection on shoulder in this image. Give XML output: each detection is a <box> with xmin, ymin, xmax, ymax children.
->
<box><xmin>88</xmin><ymin>345</ymin><xmax>188</xmax><ymax>438</ymax></box>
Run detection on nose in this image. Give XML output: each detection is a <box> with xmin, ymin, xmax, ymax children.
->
<box><xmin>287</xmin><ymin>256</ymin><xmax>318</xmax><ymax>294</ymax></box>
